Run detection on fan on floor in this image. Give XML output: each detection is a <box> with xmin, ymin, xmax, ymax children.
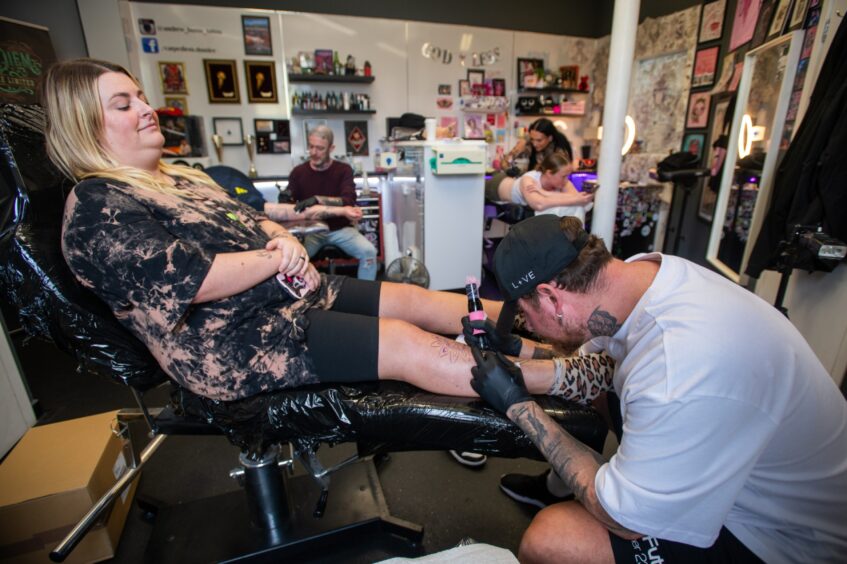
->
<box><xmin>385</xmin><ymin>252</ymin><xmax>430</xmax><ymax>288</ymax></box>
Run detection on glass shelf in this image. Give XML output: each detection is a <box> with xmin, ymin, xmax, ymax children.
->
<box><xmin>288</xmin><ymin>74</ymin><xmax>375</xmax><ymax>84</ymax></box>
<box><xmin>290</xmin><ymin>109</ymin><xmax>376</xmax><ymax>115</ymax></box>
<box><xmin>518</xmin><ymin>87</ymin><xmax>588</xmax><ymax>94</ymax></box>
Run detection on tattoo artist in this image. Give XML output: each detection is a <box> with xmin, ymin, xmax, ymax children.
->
<box><xmin>465</xmin><ymin>215</ymin><xmax>847</xmax><ymax>563</ymax></box>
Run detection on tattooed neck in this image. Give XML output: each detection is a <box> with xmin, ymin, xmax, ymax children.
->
<box><xmin>586</xmin><ymin>307</ymin><xmax>621</xmax><ymax>337</ymax></box>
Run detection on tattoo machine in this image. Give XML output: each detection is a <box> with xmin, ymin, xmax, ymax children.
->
<box><xmin>465</xmin><ymin>275</ymin><xmax>491</xmax><ymax>350</ymax></box>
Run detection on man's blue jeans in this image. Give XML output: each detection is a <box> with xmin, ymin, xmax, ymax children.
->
<box><xmin>304</xmin><ymin>226</ymin><xmax>378</xmax><ymax>280</ymax></box>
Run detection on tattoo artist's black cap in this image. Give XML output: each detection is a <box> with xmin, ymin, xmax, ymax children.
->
<box><xmin>493</xmin><ymin>215</ymin><xmax>589</xmax><ymax>302</ymax></box>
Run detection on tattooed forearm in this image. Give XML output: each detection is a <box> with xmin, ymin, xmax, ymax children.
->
<box><xmin>507</xmin><ymin>401</ymin><xmax>641</xmax><ymax>540</ymax></box>
<box><xmin>317</xmin><ymin>196</ymin><xmax>344</xmax><ymax>207</ymax></box>
<box><xmin>255</xmin><ymin>249</ymin><xmax>276</xmax><ymax>259</ymax></box>
<box><xmin>586</xmin><ymin>307</ymin><xmax>622</xmax><ymax>337</ymax></box>
<box><xmin>429</xmin><ymin>336</ymin><xmax>473</xmax><ymax>364</ymax></box>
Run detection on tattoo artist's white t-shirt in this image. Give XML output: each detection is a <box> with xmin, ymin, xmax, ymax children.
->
<box><xmin>591</xmin><ymin>253</ymin><xmax>847</xmax><ymax>563</ymax></box>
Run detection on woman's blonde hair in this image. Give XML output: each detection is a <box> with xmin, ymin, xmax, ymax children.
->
<box><xmin>42</xmin><ymin>58</ymin><xmax>216</xmax><ymax>194</ymax></box>
<box><xmin>536</xmin><ymin>150</ymin><xmax>572</xmax><ymax>174</ymax></box>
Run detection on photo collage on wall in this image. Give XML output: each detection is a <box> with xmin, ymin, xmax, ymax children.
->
<box><xmin>692</xmin><ymin>0</ymin><xmax>819</xmax><ymax>223</ymax></box>
<box><xmin>141</xmin><ymin>13</ymin><xmax>282</xmax><ymax>162</ymax></box>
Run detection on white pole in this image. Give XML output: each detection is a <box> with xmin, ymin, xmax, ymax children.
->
<box><xmin>592</xmin><ymin>0</ymin><xmax>640</xmax><ymax>246</ymax></box>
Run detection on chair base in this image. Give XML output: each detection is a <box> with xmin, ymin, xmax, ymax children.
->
<box><xmin>143</xmin><ymin>458</ymin><xmax>424</xmax><ymax>562</ymax></box>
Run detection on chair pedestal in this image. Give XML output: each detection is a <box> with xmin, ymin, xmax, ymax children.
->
<box><xmin>144</xmin><ymin>457</ymin><xmax>424</xmax><ymax>562</ymax></box>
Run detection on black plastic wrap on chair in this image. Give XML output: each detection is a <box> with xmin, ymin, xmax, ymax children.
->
<box><xmin>172</xmin><ymin>381</ymin><xmax>606</xmax><ymax>457</ymax></box>
<box><xmin>0</xmin><ymin>102</ymin><xmax>606</xmax><ymax>455</ymax></box>
<box><xmin>0</xmin><ymin>104</ymin><xmax>167</xmax><ymax>392</ymax></box>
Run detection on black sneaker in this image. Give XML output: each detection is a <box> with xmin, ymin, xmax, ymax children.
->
<box><xmin>499</xmin><ymin>470</ymin><xmax>573</xmax><ymax>509</ymax></box>
<box><xmin>448</xmin><ymin>450</ymin><xmax>488</xmax><ymax>467</ymax></box>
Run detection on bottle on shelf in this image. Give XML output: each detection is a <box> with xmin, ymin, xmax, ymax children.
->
<box><xmin>333</xmin><ymin>51</ymin><xmax>342</xmax><ymax>76</ymax></box>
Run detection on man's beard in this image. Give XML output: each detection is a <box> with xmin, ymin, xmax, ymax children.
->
<box><xmin>311</xmin><ymin>155</ymin><xmax>331</xmax><ymax>170</ymax></box>
<box><xmin>552</xmin><ymin>315</ymin><xmax>589</xmax><ymax>354</ymax></box>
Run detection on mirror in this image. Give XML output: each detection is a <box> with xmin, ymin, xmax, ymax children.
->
<box><xmin>706</xmin><ymin>31</ymin><xmax>803</xmax><ymax>283</ymax></box>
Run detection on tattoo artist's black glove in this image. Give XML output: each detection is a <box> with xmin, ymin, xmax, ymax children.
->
<box><xmin>470</xmin><ymin>345</ymin><xmax>532</xmax><ymax>414</ymax></box>
<box><xmin>462</xmin><ymin>316</ymin><xmax>522</xmax><ymax>356</ymax></box>
<box><xmin>294</xmin><ymin>196</ymin><xmax>319</xmax><ymax>213</ymax></box>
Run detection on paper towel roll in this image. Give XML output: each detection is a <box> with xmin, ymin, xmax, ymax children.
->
<box><xmin>425</xmin><ymin>118</ymin><xmax>437</xmax><ymax>140</ymax></box>
<box><xmin>383</xmin><ymin>221</ymin><xmax>401</xmax><ymax>268</ymax></box>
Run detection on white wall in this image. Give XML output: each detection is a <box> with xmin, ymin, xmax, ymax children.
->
<box><xmin>80</xmin><ymin>1</ymin><xmax>598</xmax><ymax>177</ymax></box>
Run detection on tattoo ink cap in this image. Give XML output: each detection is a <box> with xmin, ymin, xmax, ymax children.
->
<box><xmin>493</xmin><ymin>215</ymin><xmax>589</xmax><ymax>302</ymax></box>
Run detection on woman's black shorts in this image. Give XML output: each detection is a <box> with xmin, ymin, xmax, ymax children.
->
<box><xmin>304</xmin><ymin>276</ymin><xmax>381</xmax><ymax>383</ymax></box>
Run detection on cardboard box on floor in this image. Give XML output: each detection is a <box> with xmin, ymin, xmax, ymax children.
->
<box><xmin>0</xmin><ymin>410</ymin><xmax>138</xmax><ymax>563</ymax></box>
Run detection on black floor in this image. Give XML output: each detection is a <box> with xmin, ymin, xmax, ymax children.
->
<box><xmin>13</xmin><ymin>331</ymin><xmax>558</xmax><ymax>563</ymax></box>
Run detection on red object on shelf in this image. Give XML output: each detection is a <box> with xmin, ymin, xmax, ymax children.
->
<box><xmin>156</xmin><ymin>106</ymin><xmax>184</xmax><ymax>117</ymax></box>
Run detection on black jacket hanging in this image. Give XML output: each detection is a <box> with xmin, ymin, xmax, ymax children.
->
<box><xmin>746</xmin><ymin>18</ymin><xmax>847</xmax><ymax>278</ymax></box>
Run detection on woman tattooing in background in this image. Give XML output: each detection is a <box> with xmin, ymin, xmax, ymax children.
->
<box><xmin>45</xmin><ymin>58</ymin><xmax>613</xmax><ymax>406</ymax></box>
<box><xmin>485</xmin><ymin>118</ymin><xmax>575</xmax><ymax>205</ymax></box>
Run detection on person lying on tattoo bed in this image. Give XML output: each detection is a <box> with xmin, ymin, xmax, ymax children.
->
<box><xmin>44</xmin><ymin>58</ymin><xmax>614</xmax><ymax>404</ymax></box>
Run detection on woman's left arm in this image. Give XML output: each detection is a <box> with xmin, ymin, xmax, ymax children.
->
<box><xmin>259</xmin><ymin>219</ymin><xmax>294</xmax><ymax>240</ymax></box>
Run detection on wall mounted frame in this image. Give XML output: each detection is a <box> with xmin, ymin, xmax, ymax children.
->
<box><xmin>706</xmin><ymin>31</ymin><xmax>803</xmax><ymax>284</ymax></box>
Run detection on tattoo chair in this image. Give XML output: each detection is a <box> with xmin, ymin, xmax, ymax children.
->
<box><xmin>0</xmin><ymin>104</ymin><xmax>607</xmax><ymax>562</ymax></box>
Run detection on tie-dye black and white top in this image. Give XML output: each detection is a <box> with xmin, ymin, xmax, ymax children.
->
<box><xmin>61</xmin><ymin>177</ymin><xmax>343</xmax><ymax>401</ymax></box>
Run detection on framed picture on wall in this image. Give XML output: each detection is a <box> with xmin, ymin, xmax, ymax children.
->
<box><xmin>241</xmin><ymin>15</ymin><xmax>272</xmax><ymax>56</ymax></box>
<box><xmin>254</xmin><ymin>119</ymin><xmax>291</xmax><ymax>154</ymax></box>
<box><xmin>212</xmin><ymin>117</ymin><xmax>243</xmax><ymax>146</ymax></box>
<box><xmin>164</xmin><ymin>96</ymin><xmax>188</xmax><ymax>115</ymax></box>
<box><xmin>729</xmin><ymin>0</ymin><xmax>762</xmax><ymax>51</ymax></box>
<box><xmin>768</xmin><ymin>0</ymin><xmax>794</xmax><ymax>39</ymax></box>
<box><xmin>492</xmin><ymin>78</ymin><xmax>506</xmax><ymax>97</ymax></box>
<box><xmin>517</xmin><ymin>57</ymin><xmax>544</xmax><ymax>90</ymax></box>
<box><xmin>686</xmin><ymin>92</ymin><xmax>711</xmax><ymax>129</ymax></box>
<box><xmin>244</xmin><ymin>60</ymin><xmax>277</xmax><ymax>103</ymax></box>
<box><xmin>158</xmin><ymin>62</ymin><xmax>188</xmax><ymax>94</ymax></box>
<box><xmin>467</xmin><ymin>69</ymin><xmax>485</xmax><ymax>86</ymax></box>
<box><xmin>699</xmin><ymin>93</ymin><xmax>733</xmax><ymax>221</ymax></box>
<box><xmin>559</xmin><ymin>65</ymin><xmax>579</xmax><ymax>89</ymax></box>
<box><xmin>458</xmin><ymin>79</ymin><xmax>471</xmax><ymax>97</ymax></box>
<box><xmin>699</xmin><ymin>0</ymin><xmax>726</xmax><ymax>42</ymax></box>
<box><xmin>204</xmin><ymin>59</ymin><xmax>240</xmax><ymax>103</ymax></box>
<box><xmin>463</xmin><ymin>115</ymin><xmax>485</xmax><ymax>139</ymax></box>
<box><xmin>751</xmin><ymin>0</ymin><xmax>777</xmax><ymax>48</ymax></box>
<box><xmin>788</xmin><ymin>0</ymin><xmax>810</xmax><ymax>30</ymax></box>
<box><xmin>693</xmin><ymin>46</ymin><xmax>719</xmax><ymax>87</ymax></box>
<box><xmin>683</xmin><ymin>132</ymin><xmax>706</xmax><ymax>161</ymax></box>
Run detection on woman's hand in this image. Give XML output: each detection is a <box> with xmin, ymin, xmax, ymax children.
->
<box><xmin>573</xmin><ymin>191</ymin><xmax>594</xmax><ymax>205</ymax></box>
<box><xmin>302</xmin><ymin>263</ymin><xmax>321</xmax><ymax>292</ymax></box>
<box><xmin>265</xmin><ymin>236</ymin><xmax>310</xmax><ymax>277</ymax></box>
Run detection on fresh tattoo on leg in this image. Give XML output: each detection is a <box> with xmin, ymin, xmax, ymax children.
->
<box><xmin>430</xmin><ymin>336</ymin><xmax>472</xmax><ymax>364</ymax></box>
